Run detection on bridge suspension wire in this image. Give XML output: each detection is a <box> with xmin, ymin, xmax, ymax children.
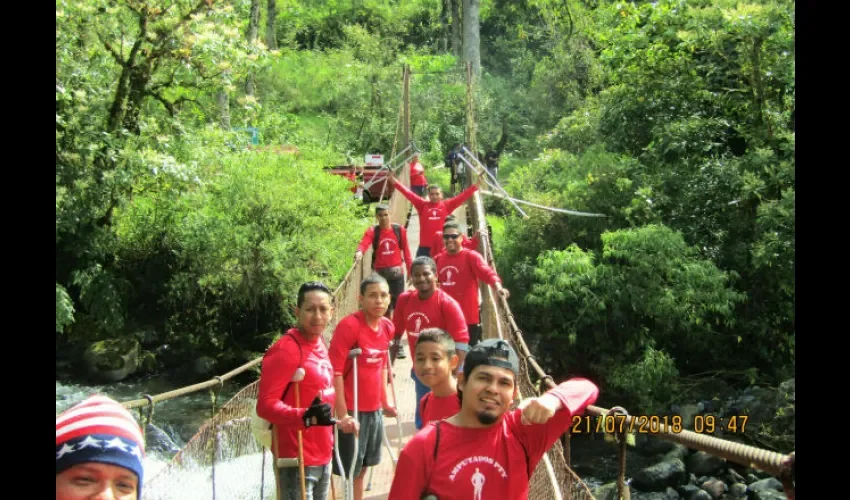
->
<box><xmin>480</xmin><ymin>189</ymin><xmax>608</xmax><ymax>218</ymax></box>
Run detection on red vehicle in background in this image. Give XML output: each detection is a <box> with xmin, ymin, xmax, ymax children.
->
<box><xmin>324</xmin><ymin>165</ymin><xmax>395</xmax><ymax>203</ymax></box>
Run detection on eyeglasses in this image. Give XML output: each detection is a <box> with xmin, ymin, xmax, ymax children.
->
<box><xmin>443</xmin><ymin>233</ymin><xmax>461</xmax><ymax>240</ymax></box>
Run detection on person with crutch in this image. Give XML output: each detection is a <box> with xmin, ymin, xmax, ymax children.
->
<box><xmin>329</xmin><ymin>274</ymin><xmax>398</xmax><ymax>500</ymax></box>
<box><xmin>257</xmin><ymin>281</ymin><xmax>339</xmax><ymax>500</ymax></box>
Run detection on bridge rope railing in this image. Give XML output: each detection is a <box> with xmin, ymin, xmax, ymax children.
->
<box><xmin>463</xmin><ymin>156</ymin><xmax>795</xmax><ymax>500</ymax></box>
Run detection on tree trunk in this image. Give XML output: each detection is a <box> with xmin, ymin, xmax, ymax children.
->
<box><xmin>246</xmin><ymin>0</ymin><xmax>260</xmax><ymax>96</ymax></box>
<box><xmin>217</xmin><ymin>89</ymin><xmax>231</xmax><ymax>130</ymax></box>
<box><xmin>462</xmin><ymin>0</ymin><xmax>480</xmax><ymax>75</ymax></box>
<box><xmin>440</xmin><ymin>0</ymin><xmax>450</xmax><ymax>53</ymax></box>
<box><xmin>451</xmin><ymin>0</ymin><xmax>462</xmax><ymax>58</ymax></box>
<box><xmin>266</xmin><ymin>0</ymin><xmax>278</xmax><ymax>50</ymax></box>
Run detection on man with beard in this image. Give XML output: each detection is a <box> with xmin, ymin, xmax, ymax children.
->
<box><xmin>391</xmin><ymin>256</ymin><xmax>469</xmax><ymax>429</ymax></box>
<box><xmin>388</xmin><ymin>339</ymin><xmax>599</xmax><ymax>500</ymax></box>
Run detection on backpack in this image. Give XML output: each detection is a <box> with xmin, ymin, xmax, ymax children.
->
<box><xmin>371</xmin><ymin>223</ymin><xmax>404</xmax><ymax>268</ymax></box>
<box><xmin>250</xmin><ymin>333</ymin><xmax>304</xmax><ymax>449</ymax></box>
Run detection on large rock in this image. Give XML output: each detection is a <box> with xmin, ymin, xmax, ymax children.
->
<box><xmin>82</xmin><ymin>338</ymin><xmax>140</xmax><ymax>382</ymax></box>
<box><xmin>699</xmin><ymin>478</ymin><xmax>727</xmax><ymax>499</ymax></box>
<box><xmin>748</xmin><ymin>477</ymin><xmax>783</xmax><ymax>493</ymax></box>
<box><xmin>686</xmin><ymin>451</ymin><xmax>726</xmax><ymax>477</ymax></box>
<box><xmin>632</xmin><ymin>459</ymin><xmax>687</xmax><ymax>492</ymax></box>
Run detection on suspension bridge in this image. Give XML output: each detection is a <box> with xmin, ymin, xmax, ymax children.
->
<box><xmin>114</xmin><ymin>65</ymin><xmax>794</xmax><ymax>500</ymax></box>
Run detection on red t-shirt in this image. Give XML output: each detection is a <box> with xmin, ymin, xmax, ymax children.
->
<box><xmin>433</xmin><ymin>248</ymin><xmax>502</xmax><ymax>325</ymax></box>
<box><xmin>328</xmin><ymin>311</ymin><xmax>394</xmax><ymax>412</ymax></box>
<box><xmin>430</xmin><ymin>231</ymin><xmax>480</xmax><ymax>258</ymax></box>
<box><xmin>356</xmin><ymin>225</ymin><xmax>413</xmax><ymax>274</ymax></box>
<box><xmin>394</xmin><ymin>182</ymin><xmax>478</xmax><ymax>249</ymax></box>
<box><xmin>392</xmin><ymin>289</ymin><xmax>469</xmax><ymax>352</ymax></box>
<box><xmin>256</xmin><ymin>328</ymin><xmax>336</xmax><ymax>466</ymax></box>
<box><xmin>388</xmin><ymin>378</ymin><xmax>599</xmax><ymax>500</ymax></box>
<box><xmin>419</xmin><ymin>392</ymin><xmax>461</xmax><ymax>426</ymax></box>
<box><xmin>410</xmin><ymin>160</ymin><xmax>427</xmax><ymax>187</ymax></box>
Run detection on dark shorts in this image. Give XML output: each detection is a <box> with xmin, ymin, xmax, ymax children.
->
<box><xmin>416</xmin><ymin>246</ymin><xmax>431</xmax><ymax>258</ymax></box>
<box><xmin>332</xmin><ymin>410</ymin><xmax>383</xmax><ymax>479</ymax></box>
<box><xmin>412</xmin><ymin>185</ymin><xmax>426</xmax><ymax>196</ymax></box>
<box><xmin>468</xmin><ymin>324</ymin><xmax>483</xmax><ymax>347</ymax></box>
<box><xmin>277</xmin><ymin>463</ymin><xmax>331</xmax><ymax>500</ymax></box>
<box><xmin>376</xmin><ymin>267</ymin><xmax>405</xmax><ymax>311</ymax></box>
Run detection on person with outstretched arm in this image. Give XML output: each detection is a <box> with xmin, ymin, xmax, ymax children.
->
<box><xmin>389</xmin><ymin>171</ymin><xmax>481</xmax><ymax>258</ymax></box>
<box><xmin>388</xmin><ymin>339</ymin><xmax>599</xmax><ymax>500</ymax></box>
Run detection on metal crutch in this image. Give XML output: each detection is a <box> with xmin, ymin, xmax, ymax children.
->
<box><xmin>274</xmin><ymin>368</ymin><xmax>307</xmax><ymax>500</ymax></box>
<box><xmin>347</xmin><ymin>348</ymin><xmax>363</xmax><ymax>500</ymax></box>
<box><xmin>385</xmin><ymin>349</ymin><xmax>402</xmax><ymax>463</ymax></box>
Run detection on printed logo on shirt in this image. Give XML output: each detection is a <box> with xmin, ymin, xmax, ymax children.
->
<box><xmin>316</xmin><ymin>359</ymin><xmax>334</xmax><ymax>387</ymax></box>
<box><xmin>362</xmin><ymin>347</ymin><xmax>386</xmax><ymax>364</ymax></box>
<box><xmin>379</xmin><ymin>238</ymin><xmax>397</xmax><ymax>256</ymax></box>
<box><xmin>439</xmin><ymin>266</ymin><xmax>459</xmax><ymax>287</ymax></box>
<box><xmin>405</xmin><ymin>312</ymin><xmax>431</xmax><ymax>335</ymax></box>
<box><xmin>429</xmin><ymin>209</ymin><xmax>441</xmax><ymax>221</ymax></box>
<box><xmin>449</xmin><ymin>457</ymin><xmax>508</xmax><ymax>499</ymax></box>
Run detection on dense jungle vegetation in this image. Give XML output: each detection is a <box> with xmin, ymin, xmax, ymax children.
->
<box><xmin>56</xmin><ymin>0</ymin><xmax>794</xmax><ymax>430</ymax></box>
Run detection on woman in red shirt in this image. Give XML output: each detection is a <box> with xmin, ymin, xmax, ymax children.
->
<box><xmin>256</xmin><ymin>281</ymin><xmax>338</xmax><ymax>500</ymax></box>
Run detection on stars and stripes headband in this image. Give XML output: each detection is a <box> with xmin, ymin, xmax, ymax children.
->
<box><xmin>56</xmin><ymin>395</ymin><xmax>145</xmax><ymax>498</ymax></box>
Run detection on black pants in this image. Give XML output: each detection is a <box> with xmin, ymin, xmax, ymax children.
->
<box><xmin>468</xmin><ymin>324</ymin><xmax>483</xmax><ymax>347</ymax></box>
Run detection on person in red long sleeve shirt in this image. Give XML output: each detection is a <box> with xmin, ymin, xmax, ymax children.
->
<box><xmin>431</xmin><ymin>224</ymin><xmax>481</xmax><ymax>257</ymax></box>
<box><xmin>389</xmin><ymin>171</ymin><xmax>481</xmax><ymax>258</ymax></box>
<box><xmin>256</xmin><ymin>281</ymin><xmax>338</xmax><ymax>500</ymax></box>
<box><xmin>354</xmin><ymin>204</ymin><xmax>413</xmax><ymax>359</ymax></box>
<box><xmin>409</xmin><ymin>152</ymin><xmax>428</xmax><ymax>197</ymax></box>
<box><xmin>388</xmin><ymin>339</ymin><xmax>600</xmax><ymax>500</ymax></box>
<box><xmin>328</xmin><ymin>274</ymin><xmax>398</xmax><ymax>500</ymax></box>
<box><xmin>354</xmin><ymin>204</ymin><xmax>412</xmax><ymax>314</ymax></box>
<box><xmin>392</xmin><ymin>256</ymin><xmax>469</xmax><ymax>429</ymax></box>
<box><xmin>433</xmin><ymin>221</ymin><xmax>510</xmax><ymax>347</ymax></box>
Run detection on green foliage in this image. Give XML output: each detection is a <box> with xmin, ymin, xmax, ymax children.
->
<box><xmin>524</xmin><ymin>225</ymin><xmax>745</xmax><ymax>409</ymax></box>
<box><xmin>55</xmin><ymin>0</ymin><xmax>794</xmax><ymax>404</ymax></box>
<box><xmin>608</xmin><ymin>347</ymin><xmax>680</xmax><ymax>413</ymax></box>
<box><xmin>56</xmin><ymin>284</ymin><xmax>76</xmax><ymax>333</ymax></box>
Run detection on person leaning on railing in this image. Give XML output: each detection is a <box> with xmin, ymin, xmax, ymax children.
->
<box><xmin>256</xmin><ymin>281</ymin><xmax>338</xmax><ymax>500</ymax></box>
<box><xmin>388</xmin><ymin>339</ymin><xmax>600</xmax><ymax>500</ymax></box>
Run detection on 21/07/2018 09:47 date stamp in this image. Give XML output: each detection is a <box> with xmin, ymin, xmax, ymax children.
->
<box><xmin>570</xmin><ymin>414</ymin><xmax>749</xmax><ymax>435</ymax></box>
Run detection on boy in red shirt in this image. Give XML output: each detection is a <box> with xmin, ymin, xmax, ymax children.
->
<box><xmin>389</xmin><ymin>339</ymin><xmax>600</xmax><ymax>500</ymax></box>
<box><xmin>328</xmin><ymin>274</ymin><xmax>398</xmax><ymax>500</ymax></box>
<box><xmin>257</xmin><ymin>281</ymin><xmax>338</xmax><ymax>500</ymax></box>
<box><xmin>414</xmin><ymin>328</ymin><xmax>461</xmax><ymax>427</ymax></box>
<box><xmin>392</xmin><ymin>256</ymin><xmax>469</xmax><ymax>429</ymax></box>
<box><xmin>433</xmin><ymin>221</ymin><xmax>510</xmax><ymax>347</ymax></box>
<box><xmin>389</xmin><ymin>172</ymin><xmax>481</xmax><ymax>258</ymax></box>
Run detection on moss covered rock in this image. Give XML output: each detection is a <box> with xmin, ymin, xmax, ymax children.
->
<box><xmin>82</xmin><ymin>338</ymin><xmax>140</xmax><ymax>382</ymax></box>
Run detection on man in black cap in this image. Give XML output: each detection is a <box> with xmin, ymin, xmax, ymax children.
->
<box><xmin>388</xmin><ymin>339</ymin><xmax>599</xmax><ymax>500</ymax></box>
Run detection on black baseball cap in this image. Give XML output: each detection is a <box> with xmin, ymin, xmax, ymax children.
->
<box><xmin>464</xmin><ymin>339</ymin><xmax>520</xmax><ymax>378</ymax></box>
